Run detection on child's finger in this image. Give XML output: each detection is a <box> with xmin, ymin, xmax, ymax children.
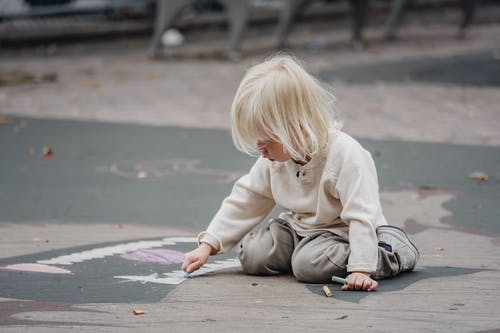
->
<box><xmin>182</xmin><ymin>261</ymin><xmax>192</xmax><ymax>272</ymax></box>
<box><xmin>186</xmin><ymin>260</ymin><xmax>203</xmax><ymax>273</ymax></box>
<box><xmin>181</xmin><ymin>254</ymin><xmax>196</xmax><ymax>271</ymax></box>
<box><xmin>342</xmin><ymin>279</ymin><xmax>355</xmax><ymax>290</ymax></box>
<box><xmin>355</xmin><ymin>277</ymin><xmax>365</xmax><ymax>290</ymax></box>
<box><xmin>340</xmin><ymin>276</ymin><xmax>378</xmax><ymax>291</ymax></box>
<box><xmin>366</xmin><ymin>279</ymin><xmax>378</xmax><ymax>291</ymax></box>
<box><xmin>340</xmin><ymin>275</ymin><xmax>354</xmax><ymax>290</ymax></box>
<box><xmin>348</xmin><ymin>275</ymin><xmax>362</xmax><ymax>290</ymax></box>
<box><xmin>181</xmin><ymin>258</ymin><xmax>189</xmax><ymax>271</ymax></box>
<box><xmin>362</xmin><ymin>279</ymin><xmax>372</xmax><ymax>290</ymax></box>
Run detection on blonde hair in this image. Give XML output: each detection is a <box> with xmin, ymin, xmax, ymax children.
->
<box><xmin>230</xmin><ymin>54</ymin><xmax>339</xmax><ymax>161</ymax></box>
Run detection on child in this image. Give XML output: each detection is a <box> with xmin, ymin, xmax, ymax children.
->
<box><xmin>182</xmin><ymin>55</ymin><xmax>419</xmax><ymax>291</ymax></box>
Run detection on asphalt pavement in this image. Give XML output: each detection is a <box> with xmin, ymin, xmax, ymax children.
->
<box><xmin>0</xmin><ymin>3</ymin><xmax>500</xmax><ymax>332</ymax></box>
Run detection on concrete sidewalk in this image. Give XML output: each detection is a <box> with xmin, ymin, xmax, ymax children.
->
<box><xmin>0</xmin><ymin>117</ymin><xmax>499</xmax><ymax>332</ymax></box>
<box><xmin>1</xmin><ymin>5</ymin><xmax>500</xmax><ymax>332</ymax></box>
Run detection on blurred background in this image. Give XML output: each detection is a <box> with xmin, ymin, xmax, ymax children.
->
<box><xmin>1</xmin><ymin>0</ymin><xmax>499</xmax><ymax>142</ymax></box>
<box><xmin>0</xmin><ymin>0</ymin><xmax>498</xmax><ymax>54</ymax></box>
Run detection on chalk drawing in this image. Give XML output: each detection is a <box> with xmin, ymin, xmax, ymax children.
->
<box><xmin>107</xmin><ymin>159</ymin><xmax>242</xmax><ymax>184</ymax></box>
<box><xmin>38</xmin><ymin>237</ymin><xmax>196</xmax><ymax>266</ymax></box>
<box><xmin>0</xmin><ymin>236</ymin><xmax>240</xmax><ymax>303</ymax></box>
<box><xmin>120</xmin><ymin>248</ymin><xmax>184</xmax><ymax>264</ymax></box>
<box><xmin>115</xmin><ymin>258</ymin><xmax>241</xmax><ymax>285</ymax></box>
<box><xmin>2</xmin><ymin>263</ymin><xmax>72</xmax><ymax>274</ymax></box>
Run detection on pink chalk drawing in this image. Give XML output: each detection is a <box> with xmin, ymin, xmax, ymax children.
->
<box><xmin>2</xmin><ymin>263</ymin><xmax>72</xmax><ymax>274</ymax></box>
<box><xmin>120</xmin><ymin>248</ymin><xmax>184</xmax><ymax>264</ymax></box>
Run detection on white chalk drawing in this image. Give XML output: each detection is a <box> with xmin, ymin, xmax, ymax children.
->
<box><xmin>0</xmin><ymin>236</ymin><xmax>240</xmax><ymax>303</ymax></box>
<box><xmin>7</xmin><ymin>236</ymin><xmax>239</xmax><ymax>286</ymax></box>
<box><xmin>106</xmin><ymin>159</ymin><xmax>242</xmax><ymax>184</ymax></box>
<box><xmin>115</xmin><ymin>258</ymin><xmax>241</xmax><ymax>285</ymax></box>
<box><xmin>37</xmin><ymin>237</ymin><xmax>196</xmax><ymax>266</ymax></box>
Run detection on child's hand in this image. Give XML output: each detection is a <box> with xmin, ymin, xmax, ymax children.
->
<box><xmin>341</xmin><ymin>272</ymin><xmax>378</xmax><ymax>291</ymax></box>
<box><xmin>181</xmin><ymin>243</ymin><xmax>213</xmax><ymax>273</ymax></box>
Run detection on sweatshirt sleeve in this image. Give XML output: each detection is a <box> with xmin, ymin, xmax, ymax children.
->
<box><xmin>333</xmin><ymin>137</ymin><xmax>383</xmax><ymax>273</ymax></box>
<box><xmin>198</xmin><ymin>157</ymin><xmax>276</xmax><ymax>254</ymax></box>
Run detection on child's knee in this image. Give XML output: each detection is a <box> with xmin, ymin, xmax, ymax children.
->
<box><xmin>291</xmin><ymin>237</ymin><xmax>349</xmax><ymax>283</ymax></box>
<box><xmin>291</xmin><ymin>250</ymin><xmax>347</xmax><ymax>283</ymax></box>
<box><xmin>238</xmin><ymin>231</ymin><xmax>272</xmax><ymax>275</ymax></box>
<box><xmin>238</xmin><ymin>221</ymin><xmax>295</xmax><ymax>275</ymax></box>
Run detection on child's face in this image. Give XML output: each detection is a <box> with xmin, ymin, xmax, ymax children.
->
<box><xmin>256</xmin><ymin>139</ymin><xmax>291</xmax><ymax>162</ymax></box>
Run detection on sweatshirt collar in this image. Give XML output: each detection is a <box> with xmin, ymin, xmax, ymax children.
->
<box><xmin>286</xmin><ymin>141</ymin><xmax>328</xmax><ymax>170</ymax></box>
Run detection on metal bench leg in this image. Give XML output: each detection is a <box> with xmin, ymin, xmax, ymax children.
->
<box><xmin>275</xmin><ymin>0</ymin><xmax>369</xmax><ymax>49</ymax></box>
<box><xmin>149</xmin><ymin>0</ymin><xmax>193</xmax><ymax>58</ymax></box>
<box><xmin>458</xmin><ymin>0</ymin><xmax>476</xmax><ymax>37</ymax></box>
<box><xmin>384</xmin><ymin>0</ymin><xmax>410</xmax><ymax>40</ymax></box>
<box><xmin>348</xmin><ymin>0</ymin><xmax>371</xmax><ymax>43</ymax></box>
<box><xmin>219</xmin><ymin>0</ymin><xmax>248</xmax><ymax>60</ymax></box>
<box><xmin>275</xmin><ymin>0</ymin><xmax>312</xmax><ymax>49</ymax></box>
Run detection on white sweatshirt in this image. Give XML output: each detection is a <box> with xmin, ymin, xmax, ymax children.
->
<box><xmin>198</xmin><ymin>130</ymin><xmax>387</xmax><ymax>273</ymax></box>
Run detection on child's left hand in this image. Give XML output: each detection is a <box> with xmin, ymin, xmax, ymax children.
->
<box><xmin>341</xmin><ymin>272</ymin><xmax>378</xmax><ymax>291</ymax></box>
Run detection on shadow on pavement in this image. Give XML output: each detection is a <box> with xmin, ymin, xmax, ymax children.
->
<box><xmin>306</xmin><ymin>266</ymin><xmax>492</xmax><ymax>303</ymax></box>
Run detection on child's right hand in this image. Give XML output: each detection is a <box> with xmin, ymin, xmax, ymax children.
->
<box><xmin>341</xmin><ymin>271</ymin><xmax>378</xmax><ymax>291</ymax></box>
<box><xmin>181</xmin><ymin>242</ymin><xmax>213</xmax><ymax>273</ymax></box>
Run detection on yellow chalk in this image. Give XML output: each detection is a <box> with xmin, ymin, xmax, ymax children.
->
<box><xmin>322</xmin><ymin>285</ymin><xmax>333</xmax><ymax>297</ymax></box>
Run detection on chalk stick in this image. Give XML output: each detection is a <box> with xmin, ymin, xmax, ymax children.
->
<box><xmin>331</xmin><ymin>276</ymin><xmax>348</xmax><ymax>285</ymax></box>
<box><xmin>183</xmin><ymin>271</ymin><xmax>190</xmax><ymax>278</ymax></box>
<box><xmin>322</xmin><ymin>285</ymin><xmax>333</xmax><ymax>297</ymax></box>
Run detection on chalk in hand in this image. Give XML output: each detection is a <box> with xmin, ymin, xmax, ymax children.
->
<box><xmin>183</xmin><ymin>271</ymin><xmax>190</xmax><ymax>278</ymax></box>
<box><xmin>331</xmin><ymin>276</ymin><xmax>348</xmax><ymax>285</ymax></box>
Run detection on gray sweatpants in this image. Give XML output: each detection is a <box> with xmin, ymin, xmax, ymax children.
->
<box><xmin>238</xmin><ymin>217</ymin><xmax>399</xmax><ymax>283</ymax></box>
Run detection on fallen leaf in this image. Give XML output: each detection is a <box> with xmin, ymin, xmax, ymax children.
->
<box><xmin>133</xmin><ymin>310</ymin><xmax>145</xmax><ymax>315</ymax></box>
<box><xmin>0</xmin><ymin>116</ymin><xmax>13</xmax><ymax>125</ymax></box>
<box><xmin>468</xmin><ymin>171</ymin><xmax>488</xmax><ymax>181</ymax></box>
<box><xmin>434</xmin><ymin>247</ymin><xmax>444</xmax><ymax>251</ymax></box>
<box><xmin>42</xmin><ymin>147</ymin><xmax>53</xmax><ymax>160</ymax></box>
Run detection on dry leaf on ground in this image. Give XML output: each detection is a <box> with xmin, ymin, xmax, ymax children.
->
<box><xmin>468</xmin><ymin>171</ymin><xmax>489</xmax><ymax>181</ymax></box>
<box><xmin>0</xmin><ymin>116</ymin><xmax>13</xmax><ymax>125</ymax></box>
<box><xmin>42</xmin><ymin>147</ymin><xmax>54</xmax><ymax>160</ymax></box>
